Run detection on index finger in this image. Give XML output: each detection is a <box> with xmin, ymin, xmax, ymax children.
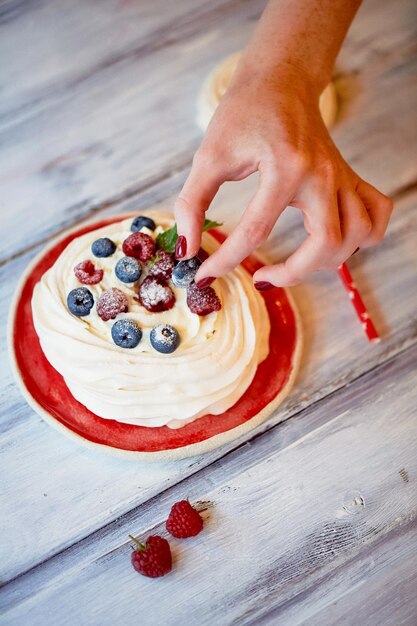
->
<box><xmin>174</xmin><ymin>156</ymin><xmax>222</xmax><ymax>259</ymax></box>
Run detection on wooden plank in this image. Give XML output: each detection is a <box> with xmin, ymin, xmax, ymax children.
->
<box><xmin>0</xmin><ymin>0</ymin><xmax>250</xmax><ymax>125</ymax></box>
<box><xmin>1</xmin><ymin>187</ymin><xmax>416</xmax><ymax>583</ymax></box>
<box><xmin>1</xmin><ymin>345</ymin><xmax>416</xmax><ymax>624</ymax></box>
<box><xmin>256</xmin><ymin>525</ymin><xmax>417</xmax><ymax>626</ymax></box>
<box><xmin>1</xmin><ymin>0</ymin><xmax>416</xmax><ymax>262</ymax></box>
<box><xmin>1</xmin><ymin>0</ymin><xmax>411</xmax><ymax>125</ymax></box>
<box><xmin>307</xmin><ymin>531</ymin><xmax>417</xmax><ymax>626</ymax></box>
<box><xmin>0</xmin><ymin>0</ymin><xmax>265</xmax><ymax>262</ymax></box>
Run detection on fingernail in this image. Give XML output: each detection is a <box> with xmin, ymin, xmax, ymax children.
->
<box><xmin>254</xmin><ymin>281</ymin><xmax>274</xmax><ymax>291</ymax></box>
<box><xmin>352</xmin><ymin>247</ymin><xmax>360</xmax><ymax>256</ymax></box>
<box><xmin>196</xmin><ymin>276</ymin><xmax>215</xmax><ymax>289</ymax></box>
<box><xmin>175</xmin><ymin>235</ymin><xmax>187</xmax><ymax>259</ymax></box>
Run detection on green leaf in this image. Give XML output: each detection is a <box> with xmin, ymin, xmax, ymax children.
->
<box><xmin>156</xmin><ymin>224</ymin><xmax>178</xmax><ymax>253</ymax></box>
<box><xmin>156</xmin><ymin>219</ymin><xmax>222</xmax><ymax>253</ymax></box>
<box><xmin>202</xmin><ymin>219</ymin><xmax>222</xmax><ymax>232</ymax></box>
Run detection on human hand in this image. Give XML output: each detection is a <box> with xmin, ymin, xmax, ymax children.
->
<box><xmin>174</xmin><ymin>69</ymin><xmax>392</xmax><ymax>290</ymax></box>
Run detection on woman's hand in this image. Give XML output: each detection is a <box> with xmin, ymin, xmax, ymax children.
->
<box><xmin>174</xmin><ymin>70</ymin><xmax>392</xmax><ymax>289</ymax></box>
<box><xmin>173</xmin><ymin>0</ymin><xmax>392</xmax><ymax>289</ymax></box>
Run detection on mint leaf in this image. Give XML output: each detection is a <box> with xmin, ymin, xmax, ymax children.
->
<box><xmin>156</xmin><ymin>224</ymin><xmax>178</xmax><ymax>254</ymax></box>
<box><xmin>203</xmin><ymin>219</ymin><xmax>222</xmax><ymax>232</ymax></box>
<box><xmin>156</xmin><ymin>219</ymin><xmax>222</xmax><ymax>253</ymax></box>
<box><xmin>147</xmin><ymin>254</ymin><xmax>158</xmax><ymax>270</ymax></box>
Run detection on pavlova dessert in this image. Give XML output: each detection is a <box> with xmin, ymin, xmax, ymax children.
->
<box><xmin>32</xmin><ymin>212</ymin><xmax>270</xmax><ymax>430</ymax></box>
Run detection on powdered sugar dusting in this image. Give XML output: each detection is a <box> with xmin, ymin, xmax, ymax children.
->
<box><xmin>139</xmin><ymin>277</ymin><xmax>175</xmax><ymax>313</ymax></box>
<box><xmin>148</xmin><ymin>250</ymin><xmax>175</xmax><ymax>280</ymax></box>
<box><xmin>97</xmin><ymin>288</ymin><xmax>129</xmax><ymax>321</ymax></box>
<box><xmin>122</xmin><ymin>232</ymin><xmax>156</xmax><ymax>261</ymax></box>
<box><xmin>153</xmin><ymin>325</ymin><xmax>177</xmax><ymax>346</ymax></box>
<box><xmin>73</xmin><ymin>259</ymin><xmax>103</xmax><ymax>285</ymax></box>
<box><xmin>187</xmin><ymin>282</ymin><xmax>221</xmax><ymax>316</ymax></box>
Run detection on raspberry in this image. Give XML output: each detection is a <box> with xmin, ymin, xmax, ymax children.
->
<box><xmin>139</xmin><ymin>277</ymin><xmax>175</xmax><ymax>313</ymax></box>
<box><xmin>186</xmin><ymin>282</ymin><xmax>221</xmax><ymax>316</ymax></box>
<box><xmin>197</xmin><ymin>248</ymin><xmax>209</xmax><ymax>262</ymax></box>
<box><xmin>122</xmin><ymin>232</ymin><xmax>156</xmax><ymax>262</ymax></box>
<box><xmin>97</xmin><ymin>288</ymin><xmax>128</xmax><ymax>321</ymax></box>
<box><xmin>130</xmin><ymin>535</ymin><xmax>172</xmax><ymax>578</ymax></box>
<box><xmin>73</xmin><ymin>260</ymin><xmax>103</xmax><ymax>285</ymax></box>
<box><xmin>166</xmin><ymin>500</ymin><xmax>204</xmax><ymax>538</ymax></box>
<box><xmin>148</xmin><ymin>250</ymin><xmax>175</xmax><ymax>281</ymax></box>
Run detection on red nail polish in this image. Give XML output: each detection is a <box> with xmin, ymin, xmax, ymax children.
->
<box><xmin>196</xmin><ymin>276</ymin><xmax>215</xmax><ymax>289</ymax></box>
<box><xmin>175</xmin><ymin>235</ymin><xmax>187</xmax><ymax>259</ymax></box>
<box><xmin>254</xmin><ymin>281</ymin><xmax>274</xmax><ymax>291</ymax></box>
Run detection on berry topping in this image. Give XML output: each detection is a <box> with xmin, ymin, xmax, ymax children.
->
<box><xmin>73</xmin><ymin>260</ymin><xmax>103</xmax><ymax>285</ymax></box>
<box><xmin>150</xmin><ymin>324</ymin><xmax>180</xmax><ymax>354</ymax></box>
<box><xmin>148</xmin><ymin>250</ymin><xmax>175</xmax><ymax>281</ymax></box>
<box><xmin>122</xmin><ymin>232</ymin><xmax>156</xmax><ymax>262</ymax></box>
<box><xmin>187</xmin><ymin>282</ymin><xmax>221</xmax><ymax>316</ymax></box>
<box><xmin>171</xmin><ymin>256</ymin><xmax>201</xmax><ymax>288</ymax></box>
<box><xmin>97</xmin><ymin>288</ymin><xmax>128</xmax><ymax>321</ymax></box>
<box><xmin>130</xmin><ymin>535</ymin><xmax>172</xmax><ymax>578</ymax></box>
<box><xmin>115</xmin><ymin>256</ymin><xmax>142</xmax><ymax>283</ymax></box>
<box><xmin>197</xmin><ymin>247</ymin><xmax>209</xmax><ymax>262</ymax></box>
<box><xmin>166</xmin><ymin>500</ymin><xmax>204</xmax><ymax>538</ymax></box>
<box><xmin>131</xmin><ymin>215</ymin><xmax>156</xmax><ymax>232</ymax></box>
<box><xmin>111</xmin><ymin>319</ymin><xmax>142</xmax><ymax>349</ymax></box>
<box><xmin>138</xmin><ymin>277</ymin><xmax>175</xmax><ymax>313</ymax></box>
<box><xmin>67</xmin><ymin>287</ymin><xmax>94</xmax><ymax>317</ymax></box>
<box><xmin>91</xmin><ymin>237</ymin><xmax>116</xmax><ymax>258</ymax></box>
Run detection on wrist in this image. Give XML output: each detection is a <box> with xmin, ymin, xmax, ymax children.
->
<box><xmin>229</xmin><ymin>55</ymin><xmax>323</xmax><ymax>107</ymax></box>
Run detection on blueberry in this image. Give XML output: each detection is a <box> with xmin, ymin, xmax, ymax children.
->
<box><xmin>131</xmin><ymin>215</ymin><xmax>156</xmax><ymax>232</ymax></box>
<box><xmin>67</xmin><ymin>287</ymin><xmax>94</xmax><ymax>317</ymax></box>
<box><xmin>115</xmin><ymin>256</ymin><xmax>142</xmax><ymax>283</ymax></box>
<box><xmin>111</xmin><ymin>319</ymin><xmax>142</xmax><ymax>349</ymax></box>
<box><xmin>150</xmin><ymin>324</ymin><xmax>180</xmax><ymax>354</ymax></box>
<box><xmin>91</xmin><ymin>237</ymin><xmax>116</xmax><ymax>257</ymax></box>
<box><xmin>171</xmin><ymin>257</ymin><xmax>201</xmax><ymax>288</ymax></box>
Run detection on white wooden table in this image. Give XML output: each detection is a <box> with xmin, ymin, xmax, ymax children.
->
<box><xmin>1</xmin><ymin>0</ymin><xmax>416</xmax><ymax>623</ymax></box>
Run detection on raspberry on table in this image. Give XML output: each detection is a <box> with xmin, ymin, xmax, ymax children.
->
<box><xmin>148</xmin><ymin>250</ymin><xmax>175</xmax><ymax>281</ymax></box>
<box><xmin>122</xmin><ymin>232</ymin><xmax>156</xmax><ymax>262</ymax></box>
<box><xmin>138</xmin><ymin>277</ymin><xmax>175</xmax><ymax>313</ymax></box>
<box><xmin>187</xmin><ymin>282</ymin><xmax>221</xmax><ymax>316</ymax></box>
<box><xmin>73</xmin><ymin>260</ymin><xmax>103</xmax><ymax>285</ymax></box>
<box><xmin>97</xmin><ymin>288</ymin><xmax>128</xmax><ymax>321</ymax></box>
<box><xmin>166</xmin><ymin>500</ymin><xmax>204</xmax><ymax>538</ymax></box>
<box><xmin>130</xmin><ymin>535</ymin><xmax>172</xmax><ymax>578</ymax></box>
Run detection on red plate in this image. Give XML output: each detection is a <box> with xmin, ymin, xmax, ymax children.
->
<box><xmin>9</xmin><ymin>215</ymin><xmax>301</xmax><ymax>460</ymax></box>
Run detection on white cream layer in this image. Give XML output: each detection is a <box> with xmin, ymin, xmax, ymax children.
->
<box><xmin>32</xmin><ymin>212</ymin><xmax>270</xmax><ymax>428</ymax></box>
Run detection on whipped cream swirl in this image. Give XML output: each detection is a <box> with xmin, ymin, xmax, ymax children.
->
<box><xmin>32</xmin><ymin>213</ymin><xmax>270</xmax><ymax>428</ymax></box>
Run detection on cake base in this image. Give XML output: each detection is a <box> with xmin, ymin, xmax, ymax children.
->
<box><xmin>8</xmin><ymin>214</ymin><xmax>302</xmax><ymax>461</ymax></box>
